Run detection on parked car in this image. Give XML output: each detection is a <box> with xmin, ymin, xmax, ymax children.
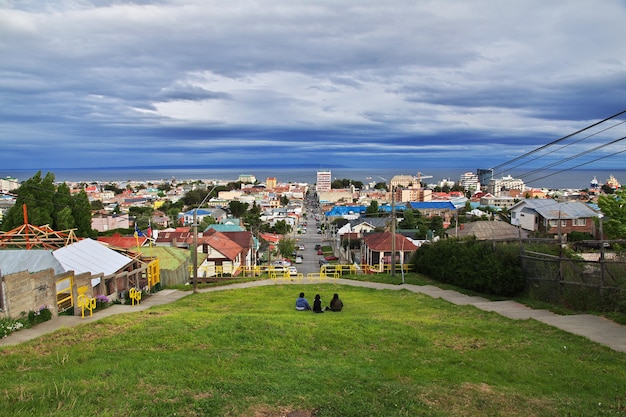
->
<box><xmin>314</xmin><ymin>244</ymin><xmax>321</xmax><ymax>250</ymax></box>
<box><xmin>325</xmin><ymin>255</ymin><xmax>338</xmax><ymax>261</ymax></box>
<box><xmin>319</xmin><ymin>258</ymin><xmax>329</xmax><ymax>266</ymax></box>
<box><xmin>317</xmin><ymin>249</ymin><xmax>323</xmax><ymax>255</ymax></box>
<box><xmin>289</xmin><ymin>266</ymin><xmax>298</xmax><ymax>276</ymax></box>
<box><xmin>295</xmin><ymin>256</ymin><xmax>303</xmax><ymax>264</ymax></box>
<box><xmin>298</xmin><ymin>244</ymin><xmax>305</xmax><ymax>250</ymax></box>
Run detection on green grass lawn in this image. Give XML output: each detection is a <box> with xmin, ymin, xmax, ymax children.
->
<box><xmin>1</xmin><ymin>284</ymin><xmax>625</xmax><ymax>416</ymax></box>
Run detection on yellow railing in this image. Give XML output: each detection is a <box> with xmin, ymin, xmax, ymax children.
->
<box><xmin>129</xmin><ymin>288</ymin><xmax>142</xmax><ymax>306</ymax></box>
<box><xmin>56</xmin><ymin>275</ymin><xmax>73</xmax><ymax>311</ymax></box>
<box><xmin>76</xmin><ymin>294</ymin><xmax>96</xmax><ymax>318</ymax></box>
<box><xmin>147</xmin><ymin>259</ymin><xmax>160</xmax><ymax>288</ymax></box>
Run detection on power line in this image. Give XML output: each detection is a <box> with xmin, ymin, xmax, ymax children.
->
<box><xmin>490</xmin><ymin>109</ymin><xmax>626</xmax><ymax>172</ymax></box>
<box><xmin>522</xmin><ymin>147</ymin><xmax>626</xmax><ymax>186</ymax></box>
<box><xmin>493</xmin><ymin>119</ymin><xmax>626</xmax><ymax>177</ymax></box>
<box><xmin>517</xmin><ymin>135</ymin><xmax>626</xmax><ymax>182</ymax></box>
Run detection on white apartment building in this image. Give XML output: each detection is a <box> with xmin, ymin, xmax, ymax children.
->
<box><xmin>316</xmin><ymin>170</ymin><xmax>332</xmax><ymax>192</ymax></box>
<box><xmin>487</xmin><ymin>175</ymin><xmax>525</xmax><ymax>197</ymax></box>
<box><xmin>459</xmin><ymin>172</ymin><xmax>480</xmax><ymax>192</ymax></box>
<box><xmin>0</xmin><ymin>176</ymin><xmax>19</xmax><ymax>193</ymax></box>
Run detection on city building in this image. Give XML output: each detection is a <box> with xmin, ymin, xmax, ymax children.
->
<box><xmin>487</xmin><ymin>175</ymin><xmax>525</xmax><ymax>197</ymax></box>
<box><xmin>0</xmin><ymin>176</ymin><xmax>19</xmax><ymax>193</ymax></box>
<box><xmin>316</xmin><ymin>170</ymin><xmax>332</xmax><ymax>192</ymax></box>
<box><xmin>459</xmin><ymin>172</ymin><xmax>480</xmax><ymax>192</ymax></box>
<box><xmin>238</xmin><ymin>174</ymin><xmax>257</xmax><ymax>184</ymax></box>
<box><xmin>265</xmin><ymin>177</ymin><xmax>277</xmax><ymax>189</ymax></box>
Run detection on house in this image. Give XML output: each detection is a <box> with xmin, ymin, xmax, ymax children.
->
<box><xmin>91</xmin><ymin>212</ymin><xmax>131</xmax><ymax>232</ymax></box>
<box><xmin>98</xmin><ymin>233</ymin><xmax>150</xmax><ymax>250</ymax></box>
<box><xmin>406</xmin><ymin>201</ymin><xmax>457</xmax><ymax>225</ymax></box>
<box><xmin>195</xmin><ymin>229</ymin><xmax>251</xmax><ymax>278</ymax></box>
<box><xmin>510</xmin><ymin>199</ymin><xmax>600</xmax><ymax>237</ymax></box>
<box><xmin>178</xmin><ymin>208</ymin><xmax>228</xmax><ymax>226</ymax></box>
<box><xmin>155</xmin><ymin>228</ymin><xmax>193</xmax><ymax>248</ymax></box>
<box><xmin>361</xmin><ymin>232</ymin><xmax>419</xmax><ymax>270</ymax></box>
<box><xmin>0</xmin><ymin>239</ymin><xmax>150</xmax><ymax>319</ymax></box>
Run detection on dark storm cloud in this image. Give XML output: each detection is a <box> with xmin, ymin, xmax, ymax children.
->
<box><xmin>0</xmin><ymin>0</ymin><xmax>625</xmax><ymax>173</ymax></box>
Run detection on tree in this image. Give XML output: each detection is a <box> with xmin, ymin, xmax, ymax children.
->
<box><xmin>332</xmin><ymin>178</ymin><xmax>364</xmax><ymax>189</ymax></box>
<box><xmin>280</xmin><ymin>195</ymin><xmax>289</xmax><ymax>207</ymax></box>
<box><xmin>229</xmin><ymin>200</ymin><xmax>249</xmax><ymax>218</ymax></box>
<box><xmin>1</xmin><ymin>172</ymin><xmax>94</xmax><ymax>237</ymax></box>
<box><xmin>273</xmin><ymin>220</ymin><xmax>291</xmax><ymax>235</ymax></box>
<box><xmin>277</xmin><ymin>237</ymin><xmax>296</xmax><ymax>260</ymax></box>
<box><xmin>365</xmin><ymin>200</ymin><xmax>380</xmax><ymax>217</ymax></box>
<box><xmin>597</xmin><ymin>189</ymin><xmax>626</xmax><ymax>239</ymax></box>
<box><xmin>374</xmin><ymin>181</ymin><xmax>387</xmax><ymax>191</ymax></box>
<box><xmin>2</xmin><ymin>171</ymin><xmax>55</xmax><ymax>230</ymax></box>
<box><xmin>243</xmin><ymin>202</ymin><xmax>262</xmax><ymax>232</ymax></box>
<box><xmin>398</xmin><ymin>208</ymin><xmax>417</xmax><ymax>229</ymax></box>
<box><xmin>90</xmin><ymin>200</ymin><xmax>105</xmax><ymax>210</ymax></box>
<box><xmin>69</xmin><ymin>189</ymin><xmax>95</xmax><ymax>237</ymax></box>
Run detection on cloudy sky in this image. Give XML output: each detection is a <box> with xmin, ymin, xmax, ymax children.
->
<box><xmin>2</xmin><ymin>0</ymin><xmax>625</xmax><ymax>175</ymax></box>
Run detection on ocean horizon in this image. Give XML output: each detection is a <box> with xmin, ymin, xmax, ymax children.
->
<box><xmin>2</xmin><ymin>166</ymin><xmax>624</xmax><ymax>190</ymax></box>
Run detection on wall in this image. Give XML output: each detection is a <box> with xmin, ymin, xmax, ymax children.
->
<box><xmin>1</xmin><ymin>269</ymin><xmax>58</xmax><ymax>320</ymax></box>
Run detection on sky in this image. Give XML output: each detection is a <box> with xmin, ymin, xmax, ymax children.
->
<box><xmin>1</xmin><ymin>0</ymin><xmax>626</xmax><ymax>175</ymax></box>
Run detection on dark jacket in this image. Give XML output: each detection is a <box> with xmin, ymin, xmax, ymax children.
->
<box><xmin>313</xmin><ymin>296</ymin><xmax>324</xmax><ymax>313</ymax></box>
<box><xmin>329</xmin><ymin>296</ymin><xmax>343</xmax><ymax>312</ymax></box>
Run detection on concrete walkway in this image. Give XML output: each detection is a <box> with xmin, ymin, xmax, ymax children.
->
<box><xmin>2</xmin><ymin>279</ymin><xmax>625</xmax><ymax>353</ymax></box>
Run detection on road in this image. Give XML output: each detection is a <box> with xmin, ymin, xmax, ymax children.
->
<box><xmin>294</xmin><ymin>227</ymin><xmax>329</xmax><ymax>275</ymax></box>
<box><xmin>293</xmin><ymin>195</ymin><xmax>331</xmax><ymax>275</ymax></box>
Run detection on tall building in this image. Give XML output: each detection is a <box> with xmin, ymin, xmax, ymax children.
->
<box><xmin>265</xmin><ymin>177</ymin><xmax>277</xmax><ymax>189</ymax></box>
<box><xmin>316</xmin><ymin>170</ymin><xmax>332</xmax><ymax>192</ymax></box>
<box><xmin>487</xmin><ymin>175</ymin><xmax>525</xmax><ymax>197</ymax></box>
<box><xmin>459</xmin><ymin>172</ymin><xmax>480</xmax><ymax>192</ymax></box>
<box><xmin>0</xmin><ymin>176</ymin><xmax>19</xmax><ymax>193</ymax></box>
<box><xmin>477</xmin><ymin>169</ymin><xmax>493</xmax><ymax>188</ymax></box>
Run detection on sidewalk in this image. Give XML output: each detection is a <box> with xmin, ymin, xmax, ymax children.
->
<box><xmin>2</xmin><ymin>280</ymin><xmax>625</xmax><ymax>353</ymax></box>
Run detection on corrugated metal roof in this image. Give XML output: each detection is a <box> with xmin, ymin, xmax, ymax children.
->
<box><xmin>53</xmin><ymin>238</ymin><xmax>132</xmax><ymax>276</ymax></box>
<box><xmin>0</xmin><ymin>249</ymin><xmax>65</xmax><ymax>276</ymax></box>
<box><xmin>408</xmin><ymin>201</ymin><xmax>457</xmax><ymax>211</ymax></box>
<box><xmin>516</xmin><ymin>200</ymin><xmax>599</xmax><ymax>220</ymax></box>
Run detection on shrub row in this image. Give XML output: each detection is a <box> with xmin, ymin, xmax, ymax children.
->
<box><xmin>412</xmin><ymin>238</ymin><xmax>525</xmax><ymax>297</ymax></box>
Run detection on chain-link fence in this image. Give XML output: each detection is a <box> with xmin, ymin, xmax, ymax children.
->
<box><xmin>521</xmin><ymin>250</ymin><xmax>626</xmax><ymax>312</ymax></box>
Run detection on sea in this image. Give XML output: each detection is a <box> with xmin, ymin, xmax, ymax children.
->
<box><xmin>2</xmin><ymin>167</ymin><xmax>624</xmax><ymax>190</ymax></box>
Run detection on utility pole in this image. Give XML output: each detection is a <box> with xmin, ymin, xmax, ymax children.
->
<box><xmin>192</xmin><ymin>210</ymin><xmax>198</xmax><ymax>293</ymax></box>
<box><xmin>191</xmin><ymin>184</ymin><xmax>217</xmax><ymax>294</ymax></box>
<box><xmin>391</xmin><ymin>182</ymin><xmax>396</xmax><ymax>277</ymax></box>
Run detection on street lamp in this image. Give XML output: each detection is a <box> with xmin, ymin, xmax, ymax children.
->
<box><xmin>192</xmin><ymin>184</ymin><xmax>217</xmax><ymax>293</ymax></box>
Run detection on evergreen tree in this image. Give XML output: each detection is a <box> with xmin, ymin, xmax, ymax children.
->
<box><xmin>365</xmin><ymin>200</ymin><xmax>380</xmax><ymax>217</ymax></box>
<box><xmin>72</xmin><ymin>189</ymin><xmax>95</xmax><ymax>238</ymax></box>
<box><xmin>1</xmin><ymin>172</ymin><xmax>94</xmax><ymax>238</ymax></box>
<box><xmin>598</xmin><ymin>189</ymin><xmax>626</xmax><ymax>239</ymax></box>
<box><xmin>2</xmin><ymin>171</ymin><xmax>55</xmax><ymax>230</ymax></box>
<box><xmin>53</xmin><ymin>183</ymin><xmax>75</xmax><ymax>230</ymax></box>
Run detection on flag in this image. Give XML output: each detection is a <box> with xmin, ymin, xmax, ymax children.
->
<box><xmin>134</xmin><ymin>223</ymin><xmax>145</xmax><ymax>238</ymax></box>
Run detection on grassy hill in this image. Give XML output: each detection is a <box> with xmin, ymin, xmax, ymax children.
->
<box><xmin>1</xmin><ymin>284</ymin><xmax>625</xmax><ymax>416</ymax></box>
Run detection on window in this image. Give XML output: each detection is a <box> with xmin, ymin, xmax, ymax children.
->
<box><xmin>548</xmin><ymin>219</ymin><xmax>567</xmax><ymax>227</ymax></box>
<box><xmin>574</xmin><ymin>218</ymin><xmax>586</xmax><ymax>226</ymax></box>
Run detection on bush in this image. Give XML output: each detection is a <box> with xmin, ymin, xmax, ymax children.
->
<box><xmin>0</xmin><ymin>318</ymin><xmax>24</xmax><ymax>338</ymax></box>
<box><xmin>27</xmin><ymin>305</ymin><xmax>53</xmax><ymax>326</ymax></box>
<box><xmin>412</xmin><ymin>238</ymin><xmax>525</xmax><ymax>296</ymax></box>
<box><xmin>95</xmin><ymin>294</ymin><xmax>111</xmax><ymax>310</ymax></box>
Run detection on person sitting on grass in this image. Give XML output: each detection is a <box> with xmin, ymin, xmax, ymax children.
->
<box><xmin>313</xmin><ymin>294</ymin><xmax>324</xmax><ymax>313</ymax></box>
<box><xmin>295</xmin><ymin>292</ymin><xmax>311</xmax><ymax>311</ymax></box>
<box><xmin>325</xmin><ymin>293</ymin><xmax>343</xmax><ymax>312</ymax></box>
